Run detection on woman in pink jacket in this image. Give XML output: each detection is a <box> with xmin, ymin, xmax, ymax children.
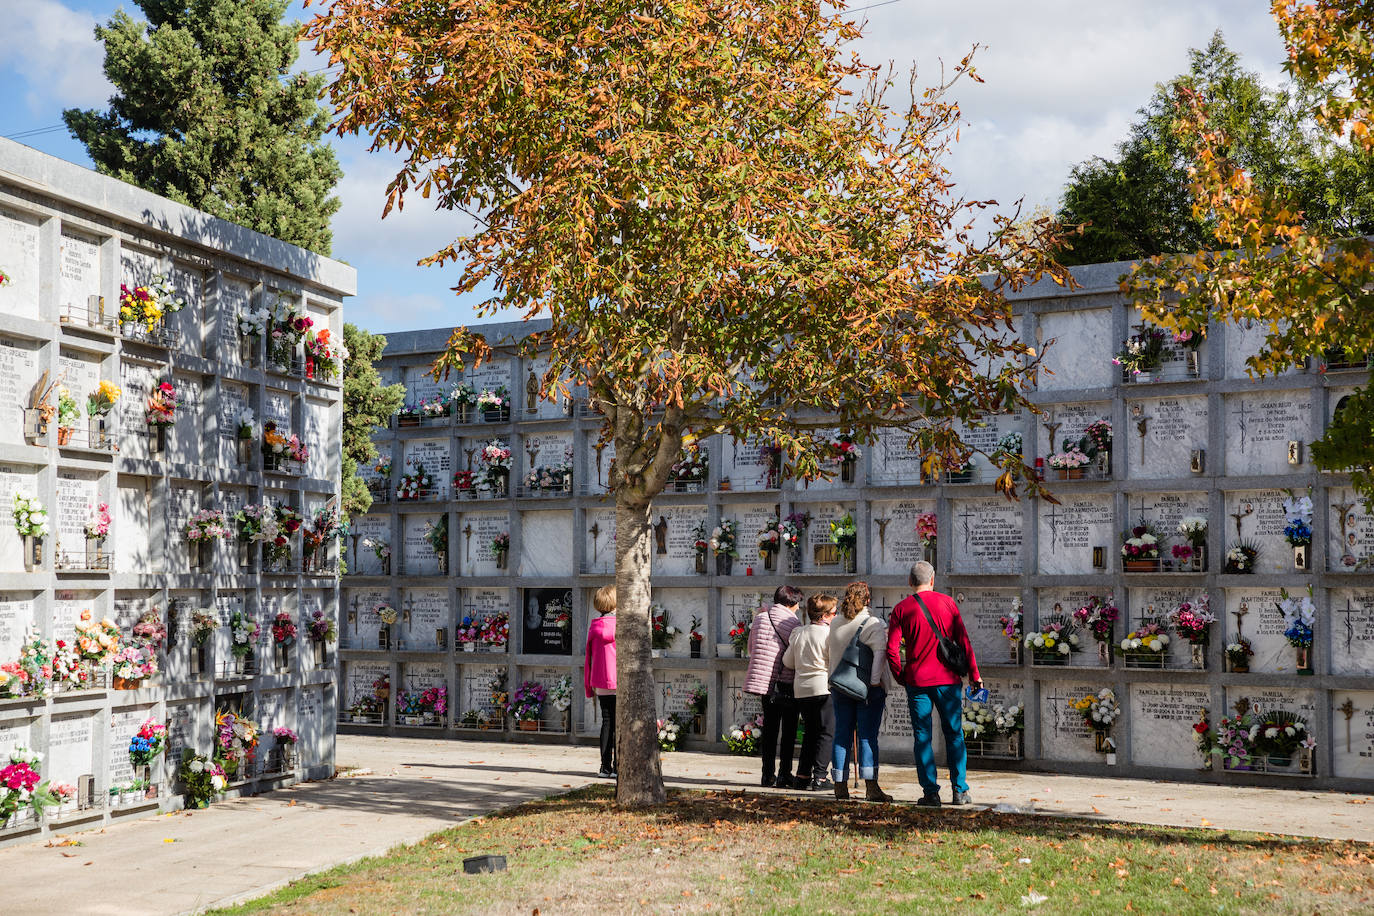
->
<box><xmin>584</xmin><ymin>585</ymin><xmax>618</xmax><ymax>778</ymax></box>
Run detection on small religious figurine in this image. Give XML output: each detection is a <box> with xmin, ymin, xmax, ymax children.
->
<box><xmin>653</xmin><ymin>515</ymin><xmax>669</xmax><ymax>555</ymax></box>
<box><xmin>526</xmin><ymin>369</ymin><xmax>539</xmax><ymax>412</ymax></box>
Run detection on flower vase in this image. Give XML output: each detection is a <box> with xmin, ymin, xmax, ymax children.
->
<box><xmin>1190</xmin><ymin>546</ymin><xmax>1207</xmax><ymax>572</ymax></box>
<box><xmin>305</xmin><ymin>355</ymin><xmax>315</xmax><ymax>380</ymax></box>
<box><xmin>111</xmin><ymin>676</ymin><xmax>142</xmax><ymax>690</ymax></box>
<box><xmin>57</xmin><ymin>425</ymin><xmax>73</xmax><ymax>446</ymax></box>
<box><xmin>690</xmin><ymin>638</ymin><xmax>702</xmax><ymax>659</ymax></box>
<box><xmin>1093</xmin><ymin>729</ymin><xmax>1111</xmax><ymax>754</ymax></box>
<box><xmin>841</xmin><ymin>461</ymin><xmax>855</xmax><ymax>483</ymax></box>
<box><xmin>236</xmin><ymin>437</ymin><xmax>253</xmax><ymax>466</ymax></box>
<box><xmin>237</xmin><ymin>540</ymin><xmax>253</xmax><ymax>571</ymax></box>
<box><xmin>788</xmin><ymin>549</ymin><xmax>803</xmax><ymax>574</ymax></box>
<box><xmin>695</xmin><ymin>553</ymin><xmax>707</xmax><ymax>575</ymax></box>
<box><xmin>493</xmin><ymin>469</ymin><xmax>509</xmax><ymax>496</ymax></box>
<box><xmin>1186</xmin><ymin>349</ymin><xmax>1200</xmax><ymax>378</ymax></box>
<box><xmin>1190</xmin><ymin>643</ymin><xmax>1206</xmax><ymax>670</ymax></box>
<box><xmin>86</xmin><ymin>537</ymin><xmax>105</xmax><ymax>570</ymax></box>
<box><xmin>1097</xmin><ymin>639</ymin><xmax>1110</xmax><ymax>666</ymax></box>
<box><xmin>921</xmin><ymin>545</ymin><xmax>936</xmax><ymax>567</ymax></box>
<box><xmin>495</xmin><ymin>549</ymin><xmax>508</xmax><ymax>571</ymax></box>
<box><xmin>274</xmin><ymin>642</ymin><xmax>290</xmax><ymax>671</ymax></box>
<box><xmin>762</xmin><ymin>549</ymin><xmax>776</xmax><ymax>572</ymax></box>
<box><xmin>456</xmin><ymin>403</ymin><xmax>470</xmax><ymax>424</ymax></box>
<box><xmin>378</xmin><ymin>625</ymin><xmax>391</xmax><ymax>651</ymax></box>
<box><xmin>1230</xmin><ymin>658</ymin><xmax>1249</xmax><ymax>674</ymax></box>
<box><xmin>715</xmin><ymin>555</ymin><xmax>733</xmax><ymax>576</ymax></box>
<box><xmin>1293</xmin><ymin>545</ymin><xmax>1308</xmax><ymax>571</ymax></box>
<box><xmin>381</xmin><ymin>556</ymin><xmax>391</xmax><ymax>576</ymax></box>
<box><xmin>1295</xmin><ymin>646</ymin><xmax>1313</xmax><ymax>676</ymax></box>
<box><xmin>23</xmin><ymin>535</ymin><xmax>42</xmax><ymax>572</ymax></box>
<box><xmin>234</xmin><ymin>653</ymin><xmax>249</xmax><ymax>676</ymax></box>
<box><xmin>1056</xmin><ymin>467</ymin><xmax>1084</xmax><ymax>480</ymax></box>
<box><xmin>151</xmin><ymin>423</ymin><xmax>166</xmax><ymax>454</ymax></box>
<box><xmin>88</xmin><ymin>415</ymin><xmax>108</xmax><ymax>449</ymax></box>
<box><xmin>1267</xmin><ymin>753</ymin><xmax>1292</xmax><ymax>769</ymax></box>
<box><xmin>842</xmin><ymin>551</ymin><xmax>856</xmax><ymax>574</ymax></box>
<box><xmin>190</xmin><ymin>644</ymin><xmax>205</xmax><ymax>676</ymax></box>
<box><xmin>1096</xmin><ymin>451</ymin><xmax>1111</xmax><ymax>477</ymax></box>
<box><xmin>239</xmin><ymin>335</ymin><xmax>255</xmax><ymax>365</ymax></box>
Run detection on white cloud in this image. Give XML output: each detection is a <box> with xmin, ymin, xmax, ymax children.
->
<box><xmin>0</xmin><ymin>0</ymin><xmax>111</xmax><ymax>113</ymax></box>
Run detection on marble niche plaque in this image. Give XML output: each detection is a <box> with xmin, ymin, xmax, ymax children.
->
<box><xmin>1328</xmin><ymin>486</ymin><xmax>1374</xmax><ymax>572</ymax></box>
<box><xmin>116</xmin><ymin>481</ymin><xmax>152</xmax><ymax>574</ymax></box>
<box><xmin>870</xmin><ymin>500</ymin><xmax>936</xmax><ymax>576</ymax></box>
<box><xmin>1127</xmin><ymin>585</ymin><xmax>1208</xmax><ymax>666</ymax></box>
<box><xmin>1331</xmin><ymin>690</ymin><xmax>1374</xmax><ymax>780</ymax></box>
<box><xmin>1223</xmin><ymin>489</ymin><xmax>1291</xmax><ymax>574</ymax></box>
<box><xmin>878</xmin><ymin>686</ymin><xmax>914</xmax><ymax>746</ymax></box>
<box><xmin>167</xmin><ymin>264</ymin><xmax>204</xmax><ymax>350</ymax></box>
<box><xmin>304</xmin><ymin>399</ymin><xmax>334</xmax><ymax>481</ymax></box>
<box><xmin>263</xmin><ymin>389</ymin><xmax>293</xmax><ymax>427</ymax></box>
<box><xmin>45</xmin><ymin>715</ymin><xmax>95</xmax><ymax>786</ymax></box>
<box><xmin>1224</xmin><ymin>687</ymin><xmax>1317</xmax><ymax>731</ymax></box>
<box><xmin>1129</xmin><ymin>684</ymin><xmax>1212</xmax><ymax>769</ymax></box>
<box><xmin>219</xmin><ymin>277</ymin><xmax>252</xmax><ymax>356</ymax></box>
<box><xmin>520</xmin><ymin>431</ymin><xmax>573</xmax><ymax>482</ymax></box>
<box><xmin>648</xmin><ymin>587</ymin><xmax>709</xmax><ymax>657</ymax></box>
<box><xmin>1036</xmin><ymin>587</ymin><xmax>1112</xmax><ymax>669</ymax></box>
<box><xmin>1225</xmin><ymin>320</ymin><xmax>1305</xmax><ymax>380</ymax></box>
<box><xmin>872</xmin><ymin>427</ymin><xmax>925</xmax><ymax>485</ymax></box>
<box><xmin>457</xmin><ymin>664</ymin><xmax>506</xmax><ymax>720</ymax></box>
<box><xmin>655</xmin><ymin>670</ymin><xmax>707</xmax><ymax>722</ymax></box>
<box><xmin>521</xmin><ymin>355</ymin><xmax>570</xmax><ymax>420</ymax></box>
<box><xmin>582</xmin><ymin>434</ymin><xmax>616</xmax><ymax>494</ymax></box>
<box><xmin>1124</xmin><ymin>396</ymin><xmax>1208</xmax><ymax>480</ymax></box>
<box><xmin>459</xmin><ymin>588</ymin><xmax>510</xmax><ymax>635</ymax></box>
<box><xmin>402</xmin><ymin>513</ymin><xmax>445</xmax><ymax>576</ymax></box>
<box><xmin>803</xmin><ymin>502</ymin><xmax>855</xmax><ymax>573</ymax></box>
<box><xmin>0</xmin><ymin>594</ymin><xmax>37</xmax><ymax>660</ymax></box>
<box><xmin>1328</xmin><ymin>589</ymin><xmax>1374</xmax><ymax>676</ymax></box>
<box><xmin>401</xmin><ymin>588</ymin><xmax>448</xmax><ymax>651</ymax></box>
<box><xmin>342</xmin><ymin>587</ymin><xmax>389</xmax><ymax>647</ymax></box>
<box><xmin>0</xmin><ymin>338</ymin><xmax>41</xmax><ymax>448</ymax></box>
<box><xmin>722</xmin><ymin>434</ymin><xmax>776</xmax><ymax>491</ymax></box>
<box><xmin>723</xmin><ymin>669</ymin><xmax>763</xmax><ymax>729</ymax></box>
<box><xmin>351</xmin><ymin>515</ymin><xmax>391</xmax><ymax>575</ymax></box>
<box><xmin>955</xmin><ymin>411</ymin><xmax>1025</xmax><ymax>478</ymax></box>
<box><xmin>218</xmin><ymin>382</ymin><xmax>249</xmax><ymax>464</ymax></box>
<box><xmin>1037</xmin><ymin>308</ymin><xmax>1114</xmax><ymax>391</ymax></box>
<box><xmin>519</xmin><ymin>510</ymin><xmax>573</xmax><ymax>577</ymax></box>
<box><xmin>468</xmin><ymin>360</ymin><xmax>513</xmax><ymax>405</ymax></box>
<box><xmin>52</xmin><ymin>594</ymin><xmax>98</xmax><ymax>645</ymax></box>
<box><xmin>731</xmin><ymin>503</ymin><xmax>778</xmax><ymax>573</ymax></box>
<box><xmin>1124</xmin><ymin>492</ymin><xmax>1208</xmax><ymax>548</ymax></box>
<box><xmin>460</xmin><ymin>510</ymin><xmax>508</xmax><ymax>575</ymax></box>
<box><xmin>346</xmin><ymin>661</ymin><xmax>390</xmax><ymax>708</ymax></box>
<box><xmin>403</xmin><ymin>363</ymin><xmax>444</xmax><ymax>407</ymax></box>
<box><xmin>55</xmin><ymin>474</ymin><xmax>98</xmax><ymax>568</ymax></box>
<box><xmin>0</xmin><ymin>208</ymin><xmax>41</xmax><ymax>320</ymax></box>
<box><xmin>107</xmin><ymin>708</ymin><xmax>149</xmax><ymax>786</ymax></box>
<box><xmin>583</xmin><ymin>507</ymin><xmax>616</xmax><ymax>575</ymax></box>
<box><xmin>57</xmin><ymin>353</ymin><xmax>100</xmax><ymax>408</ymax></box>
<box><xmin>0</xmin><ymin>469</ymin><xmax>35</xmax><ymax>571</ymax></box>
<box><xmin>297</xmin><ymin>686</ymin><xmax>326</xmax><ymax>767</ymax></box>
<box><xmin>120</xmin><ymin>247</ymin><xmax>159</xmax><ymax>292</ymax></box>
<box><xmin>168</xmin><ymin>375</ymin><xmax>204</xmax><ymax>464</ymax></box>
<box><xmin>165</xmin><ymin>702</ymin><xmax>197</xmax><ymax>763</ymax></box>
<box><xmin>1034</xmin><ymin>402</ymin><xmax>1112</xmax><ymax>466</ymax></box>
<box><xmin>1225</xmin><ymin>391</ymin><xmax>1313</xmax><ymax>477</ymax></box>
<box><xmin>403</xmin><ymin>438</ymin><xmax>451</xmax><ymax>478</ymax></box>
<box><xmin>0</xmin><ymin>720</ymin><xmax>34</xmax><ymax>759</ymax></box>
<box><xmin>258</xmin><ymin>690</ymin><xmax>287</xmax><ymax>742</ymax></box>
<box><xmin>118</xmin><ymin>363</ymin><xmax>157</xmax><ymax>460</ymax></box>
<box><xmin>718</xmin><ymin>589</ymin><xmax>771</xmax><ymax>651</ymax></box>
<box><xmin>524</xmin><ymin>664</ymin><xmax>575</xmax><ymax>729</ymax></box>
<box><xmin>1038</xmin><ymin>496</ymin><xmax>1113</xmax><ymax>575</ymax></box>
<box><xmin>1040</xmin><ymin>680</ymin><xmax>1109</xmax><ymax>763</ymax></box>
<box><xmin>1223</xmin><ymin>587</ymin><xmax>1303</xmax><ymax>674</ymax></box>
<box><xmin>646</xmin><ymin>505</ymin><xmax>706</xmax><ymax>577</ymax></box>
<box><xmin>951</xmin><ymin>588</ymin><xmax>1022</xmax><ymax>665</ymax></box>
<box><xmin>950</xmin><ymin>498</ymin><xmax>1024</xmax><ymax>574</ymax></box>
<box><xmin>402</xmin><ymin>662</ymin><xmax>446</xmax><ymax>693</ymax></box>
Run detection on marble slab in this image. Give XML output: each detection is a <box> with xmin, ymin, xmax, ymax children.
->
<box><xmin>801</xmin><ymin>501</ymin><xmax>855</xmax><ymax>573</ymax></box>
<box><xmin>648</xmin><ymin>587</ymin><xmax>710</xmax><ymax>656</ymax></box>
<box><xmin>1224</xmin><ymin>391</ymin><xmax>1313</xmax><ymax>477</ymax></box>
<box><xmin>0</xmin><ymin>208</ymin><xmax>41</xmax><ymax>320</ymax></box>
<box><xmin>950</xmin><ymin>587</ymin><xmax>1022</xmax><ymax>665</ymax></box>
<box><xmin>1331</xmin><ymin>690</ymin><xmax>1374</xmax><ymax>780</ymax></box>
<box><xmin>46</xmin><ymin>714</ymin><xmax>95</xmax><ymax>786</ymax></box>
<box><xmin>1328</xmin><ymin>486</ymin><xmax>1374</xmax><ymax>572</ymax></box>
<box><xmin>1040</xmin><ymin>680</ymin><xmax>1111</xmax><ymax>763</ymax></box>
<box><xmin>401</xmin><ymin>588</ymin><xmax>449</xmax><ymax>651</ymax></box>
<box><xmin>1124</xmin><ymin>396</ymin><xmax>1208</xmax><ymax>479</ymax></box>
<box><xmin>519</xmin><ymin>511</ymin><xmax>572</xmax><ymax>577</ymax></box>
<box><xmin>458</xmin><ymin>510</ymin><xmax>507</xmax><ymax>575</ymax></box>
<box><xmin>1038</xmin><ymin>495</ymin><xmax>1113</xmax><ymax>575</ymax></box>
<box><xmin>1129</xmin><ymin>683</ymin><xmax>1212</xmax><ymax>769</ymax></box>
<box><xmin>870</xmin><ymin>499</ymin><xmax>937</xmax><ymax>575</ymax></box>
<box><xmin>950</xmin><ymin>498</ymin><xmax>1024</xmax><ymax>574</ymax></box>
<box><xmin>1223</xmin><ymin>489</ymin><xmax>1294</xmax><ymax>574</ymax></box>
<box><xmin>1223</xmin><ymin>587</ymin><xmax>1305</xmax><ymax>674</ymax></box>
<box><xmin>1328</xmin><ymin>588</ymin><xmax>1374</xmax><ymax>677</ymax></box>
<box><xmin>0</xmin><ymin>594</ymin><xmax>37</xmax><ymax>660</ymax></box>
<box><xmin>872</xmin><ymin>427</ymin><xmax>925</xmax><ymax>485</ymax></box>
<box><xmin>402</xmin><ymin>512</ymin><xmax>445</xmax><ymax>575</ymax></box>
<box><xmin>646</xmin><ymin>504</ymin><xmax>707</xmax><ymax>577</ymax></box>
<box><xmin>0</xmin><ymin>338</ymin><xmax>42</xmax><ymax>448</ymax></box>
<box><xmin>1038</xmin><ymin>308</ymin><xmax>1114</xmax><ymax>391</ymax></box>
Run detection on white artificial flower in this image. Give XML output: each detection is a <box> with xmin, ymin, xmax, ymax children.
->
<box><xmin>1058</xmin><ymin>643</ymin><xmax>1070</xmax><ymax>656</ymax></box>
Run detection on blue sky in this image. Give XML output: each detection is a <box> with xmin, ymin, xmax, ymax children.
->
<box><xmin>1</xmin><ymin>1</ymin><xmax>1287</xmax><ymax>337</ymax></box>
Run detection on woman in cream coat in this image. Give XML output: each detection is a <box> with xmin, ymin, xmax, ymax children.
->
<box><xmin>825</xmin><ymin>581</ymin><xmax>894</xmax><ymax>801</ymax></box>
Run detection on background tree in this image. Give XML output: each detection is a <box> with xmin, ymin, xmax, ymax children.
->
<box><xmin>64</xmin><ymin>0</ymin><xmax>341</xmax><ymax>255</ymax></box>
<box><xmin>1128</xmin><ymin>2</ymin><xmax>1374</xmax><ymax>503</ymax></box>
<box><xmin>341</xmin><ymin>324</ymin><xmax>405</xmax><ymax>522</ymax></box>
<box><xmin>1055</xmin><ymin>31</ymin><xmax>1373</xmax><ymax>265</ymax></box>
<box><xmin>306</xmin><ymin>0</ymin><xmax>1070</xmax><ymax>805</ymax></box>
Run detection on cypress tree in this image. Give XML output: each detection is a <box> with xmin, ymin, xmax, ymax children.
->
<box><xmin>64</xmin><ymin>0</ymin><xmax>341</xmax><ymax>255</ymax></box>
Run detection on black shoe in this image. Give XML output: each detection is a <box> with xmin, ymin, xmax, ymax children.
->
<box><xmin>777</xmin><ymin>774</ymin><xmax>800</xmax><ymax>789</ymax></box>
<box><xmin>916</xmin><ymin>794</ymin><xmax>942</xmax><ymax>808</ymax></box>
<box><xmin>597</xmin><ymin>768</ymin><xmax>615</xmax><ymax>779</ymax></box>
<box><xmin>807</xmin><ymin>777</ymin><xmax>833</xmax><ymax>792</ymax></box>
<box><xmin>951</xmin><ymin>791</ymin><xmax>972</xmax><ymax>806</ymax></box>
<box><xmin>761</xmin><ymin>774</ymin><xmax>775</xmax><ymax>788</ymax></box>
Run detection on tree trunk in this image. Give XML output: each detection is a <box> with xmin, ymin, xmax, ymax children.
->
<box><xmin>614</xmin><ymin>497</ymin><xmax>666</xmax><ymax>806</ymax></box>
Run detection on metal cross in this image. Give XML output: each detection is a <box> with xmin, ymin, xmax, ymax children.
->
<box><xmin>463</xmin><ymin>522</ymin><xmax>473</xmax><ymax>562</ymax></box>
<box><xmin>1044</xmin><ymin>502</ymin><xmax>1063</xmax><ymax>552</ymax></box>
<box><xmin>726</xmin><ymin>593</ymin><xmax>748</xmax><ymax>624</ymax></box>
<box><xmin>589</xmin><ymin>521</ymin><xmax>602</xmax><ymax>564</ymax></box>
<box><xmin>348</xmin><ymin>594</ymin><xmax>362</xmax><ymax>632</ymax></box>
<box><xmin>1230</xmin><ymin>503</ymin><xmax>1253</xmax><ymax>540</ymax></box>
<box><xmin>873</xmin><ymin>593</ymin><xmax>894</xmax><ymax>620</ymax></box>
<box><xmin>1338</xmin><ymin>699</ymin><xmax>1355</xmax><ymax>753</ymax></box>
<box><xmin>1334</xmin><ymin>597</ymin><xmax>1360</xmax><ymax>654</ymax></box>
<box><xmin>1233</xmin><ymin>399</ymin><xmax>1252</xmax><ymax>452</ymax></box>
<box><xmin>1133</xmin><ymin>495</ymin><xmax>1151</xmax><ymax>528</ymax></box>
<box><xmin>874</xmin><ymin>516</ymin><xmax>891</xmax><ymax>563</ymax></box>
<box><xmin>462</xmin><ymin>596</ymin><xmax>481</xmax><ymax>621</ymax></box>
<box><xmin>1042</xmin><ymin>413</ymin><xmax>1062</xmax><ymax>454</ymax></box>
<box><xmin>957</xmin><ymin>505</ymin><xmax>979</xmax><ymax>549</ymax></box>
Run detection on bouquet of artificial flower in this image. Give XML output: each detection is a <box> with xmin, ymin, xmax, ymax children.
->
<box><xmin>85</xmin><ymin>503</ymin><xmax>112</xmax><ymax>539</ymax></box>
<box><xmin>1072</xmin><ymin>688</ymin><xmax>1120</xmax><ymax>732</ymax></box>
<box><xmin>271</xmin><ymin>611</ymin><xmax>297</xmax><ymax>646</ymax></box>
<box><xmin>11</xmin><ymin>492</ymin><xmax>49</xmax><ymax>538</ymax></box>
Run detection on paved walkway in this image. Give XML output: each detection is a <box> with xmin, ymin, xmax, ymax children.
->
<box><xmin>2</xmin><ymin>735</ymin><xmax>1370</xmax><ymax>915</ymax></box>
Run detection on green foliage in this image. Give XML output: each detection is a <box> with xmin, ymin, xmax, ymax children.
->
<box><xmin>341</xmin><ymin>324</ymin><xmax>405</xmax><ymax>521</ymax></box>
<box><xmin>1311</xmin><ymin>387</ymin><xmax>1374</xmax><ymax>508</ymax></box>
<box><xmin>1056</xmin><ymin>31</ymin><xmax>1374</xmax><ymax>265</ymax></box>
<box><xmin>63</xmin><ymin>0</ymin><xmax>341</xmax><ymax>255</ymax></box>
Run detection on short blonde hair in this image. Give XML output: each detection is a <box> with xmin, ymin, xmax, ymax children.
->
<box><xmin>592</xmin><ymin>585</ymin><xmax>617</xmax><ymax>615</ymax></box>
<box><xmin>806</xmin><ymin>594</ymin><xmax>837</xmax><ymax>623</ymax></box>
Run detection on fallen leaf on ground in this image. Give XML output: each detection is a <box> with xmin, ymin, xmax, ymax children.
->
<box><xmin>1200</xmin><ymin>818</ymin><xmax>1212</xmax><ymax>826</ymax></box>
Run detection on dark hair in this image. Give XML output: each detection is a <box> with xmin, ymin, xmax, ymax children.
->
<box><xmin>806</xmin><ymin>594</ymin><xmax>837</xmax><ymax>623</ymax></box>
<box><xmin>839</xmin><ymin>581</ymin><xmax>870</xmax><ymax>619</ymax></box>
<box><xmin>774</xmin><ymin>585</ymin><xmax>804</xmax><ymax>608</ymax></box>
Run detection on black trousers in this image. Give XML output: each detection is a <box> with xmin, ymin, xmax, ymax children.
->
<box><xmin>597</xmin><ymin>693</ymin><xmax>616</xmax><ymax>772</ymax></box>
<box><xmin>795</xmin><ymin>693</ymin><xmax>835</xmax><ymax>782</ymax></box>
<box><xmin>760</xmin><ymin>683</ymin><xmax>798</xmax><ymax>780</ymax></box>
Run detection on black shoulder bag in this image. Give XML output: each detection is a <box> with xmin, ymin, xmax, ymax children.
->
<box><xmin>828</xmin><ymin>620</ymin><xmax>872</xmax><ymax>702</ymax></box>
<box><xmin>913</xmin><ymin>593</ymin><xmax>971</xmax><ymax>679</ymax></box>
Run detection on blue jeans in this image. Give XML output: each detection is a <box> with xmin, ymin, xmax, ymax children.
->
<box><xmin>905</xmin><ymin>684</ymin><xmax>968</xmax><ymax>797</ymax></box>
<box><xmin>830</xmin><ymin>688</ymin><xmax>886</xmax><ymax>780</ymax></box>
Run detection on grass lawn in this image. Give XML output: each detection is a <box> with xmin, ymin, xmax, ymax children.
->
<box><xmin>209</xmin><ymin>786</ymin><xmax>1374</xmax><ymax>915</ymax></box>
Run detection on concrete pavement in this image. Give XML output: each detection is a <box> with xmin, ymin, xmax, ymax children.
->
<box><xmin>0</xmin><ymin>735</ymin><xmax>1369</xmax><ymax>915</ymax></box>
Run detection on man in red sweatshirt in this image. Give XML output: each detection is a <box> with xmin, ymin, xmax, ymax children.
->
<box><xmin>886</xmin><ymin>560</ymin><xmax>982</xmax><ymax>806</ymax></box>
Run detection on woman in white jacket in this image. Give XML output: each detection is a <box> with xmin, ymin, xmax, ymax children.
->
<box><xmin>825</xmin><ymin>581</ymin><xmax>894</xmax><ymax>801</ymax></box>
<box><xmin>782</xmin><ymin>594</ymin><xmax>836</xmax><ymax>792</ymax></box>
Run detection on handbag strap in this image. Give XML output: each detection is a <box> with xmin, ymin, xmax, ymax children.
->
<box><xmin>764</xmin><ymin>609</ymin><xmax>788</xmax><ymax>681</ymax></box>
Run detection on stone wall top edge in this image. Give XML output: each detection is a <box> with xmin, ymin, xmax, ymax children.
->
<box><xmin>0</xmin><ymin>137</ymin><xmax>356</xmax><ymax>297</ymax></box>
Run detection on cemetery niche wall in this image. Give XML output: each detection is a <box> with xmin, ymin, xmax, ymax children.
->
<box><xmin>344</xmin><ymin>257</ymin><xmax>1374</xmax><ymax>793</ymax></box>
<box><xmin>0</xmin><ymin>138</ymin><xmax>351</xmax><ymax>845</ymax></box>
